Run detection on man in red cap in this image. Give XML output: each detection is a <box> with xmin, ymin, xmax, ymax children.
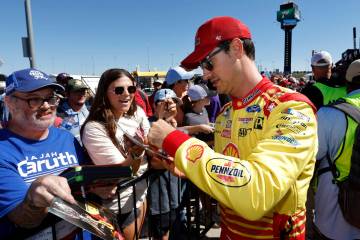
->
<box><xmin>148</xmin><ymin>16</ymin><xmax>318</xmax><ymax>239</ymax></box>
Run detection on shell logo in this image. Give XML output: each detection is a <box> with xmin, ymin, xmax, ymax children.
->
<box><xmin>186</xmin><ymin>144</ymin><xmax>204</xmax><ymax>163</ymax></box>
<box><xmin>206</xmin><ymin>158</ymin><xmax>251</xmax><ymax>187</ymax></box>
<box><xmin>222</xmin><ymin>143</ymin><xmax>239</xmax><ymax>158</ymax></box>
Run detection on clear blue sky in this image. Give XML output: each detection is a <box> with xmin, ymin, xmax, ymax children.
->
<box><xmin>1</xmin><ymin>0</ymin><xmax>359</xmax><ymax>76</ymax></box>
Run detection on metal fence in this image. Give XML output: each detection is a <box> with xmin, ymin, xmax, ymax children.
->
<box><xmin>116</xmin><ymin>169</ymin><xmax>219</xmax><ymax>240</ymax></box>
<box><xmin>14</xmin><ymin>169</ymin><xmax>218</xmax><ymax>240</ymax></box>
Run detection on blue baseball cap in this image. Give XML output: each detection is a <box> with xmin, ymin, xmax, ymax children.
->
<box><xmin>188</xmin><ymin>84</ymin><xmax>208</xmax><ymax>101</ymax></box>
<box><xmin>154</xmin><ymin>88</ymin><xmax>182</xmax><ymax>105</ymax></box>
<box><xmin>188</xmin><ymin>84</ymin><xmax>216</xmax><ymax>102</ymax></box>
<box><xmin>6</xmin><ymin>68</ymin><xmax>64</xmax><ymax>95</ymax></box>
<box><xmin>165</xmin><ymin>66</ymin><xmax>195</xmax><ymax>86</ymax></box>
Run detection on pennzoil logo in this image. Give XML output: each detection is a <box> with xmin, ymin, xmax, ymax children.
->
<box><xmin>186</xmin><ymin>144</ymin><xmax>204</xmax><ymax>163</ymax></box>
<box><xmin>206</xmin><ymin>158</ymin><xmax>251</xmax><ymax>187</ymax></box>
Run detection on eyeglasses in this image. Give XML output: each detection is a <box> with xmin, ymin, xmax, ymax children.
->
<box><xmin>12</xmin><ymin>95</ymin><xmax>60</xmax><ymax>109</ymax></box>
<box><xmin>111</xmin><ymin>85</ymin><xmax>137</xmax><ymax>95</ymax></box>
<box><xmin>200</xmin><ymin>41</ymin><xmax>231</xmax><ymax>71</ymax></box>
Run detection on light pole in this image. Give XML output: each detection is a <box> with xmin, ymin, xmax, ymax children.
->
<box><xmin>24</xmin><ymin>0</ymin><xmax>36</xmax><ymax>68</ymax></box>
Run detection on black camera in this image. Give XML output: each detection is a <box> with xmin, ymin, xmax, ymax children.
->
<box><xmin>192</xmin><ymin>74</ymin><xmax>216</xmax><ymax>91</ymax></box>
<box><xmin>332</xmin><ymin>49</ymin><xmax>360</xmax><ymax>84</ymax></box>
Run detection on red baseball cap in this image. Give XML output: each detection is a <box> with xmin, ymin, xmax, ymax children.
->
<box><xmin>181</xmin><ymin>16</ymin><xmax>251</xmax><ymax>70</ymax></box>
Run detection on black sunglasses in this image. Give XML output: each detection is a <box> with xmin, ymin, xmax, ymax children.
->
<box><xmin>112</xmin><ymin>85</ymin><xmax>137</xmax><ymax>95</ymax></box>
<box><xmin>200</xmin><ymin>41</ymin><xmax>231</xmax><ymax>71</ymax></box>
<box><xmin>12</xmin><ymin>95</ymin><xmax>60</xmax><ymax>109</ymax></box>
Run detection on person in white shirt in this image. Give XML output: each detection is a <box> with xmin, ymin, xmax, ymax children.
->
<box><xmin>81</xmin><ymin>68</ymin><xmax>149</xmax><ymax>240</ymax></box>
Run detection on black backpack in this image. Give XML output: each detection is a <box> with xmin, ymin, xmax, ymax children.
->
<box><xmin>327</xmin><ymin>102</ymin><xmax>360</xmax><ymax>228</ymax></box>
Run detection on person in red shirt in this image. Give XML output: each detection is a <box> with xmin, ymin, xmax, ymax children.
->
<box><xmin>134</xmin><ymin>86</ymin><xmax>153</xmax><ymax>117</ymax></box>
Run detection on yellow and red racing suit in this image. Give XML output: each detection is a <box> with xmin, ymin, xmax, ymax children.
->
<box><xmin>162</xmin><ymin>77</ymin><xmax>318</xmax><ymax>239</ymax></box>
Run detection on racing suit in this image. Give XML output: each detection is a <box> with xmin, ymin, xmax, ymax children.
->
<box><xmin>162</xmin><ymin>77</ymin><xmax>318</xmax><ymax>239</ymax></box>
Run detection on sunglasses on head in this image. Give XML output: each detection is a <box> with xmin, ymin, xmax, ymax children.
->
<box><xmin>112</xmin><ymin>85</ymin><xmax>137</xmax><ymax>95</ymax></box>
<box><xmin>199</xmin><ymin>41</ymin><xmax>232</xmax><ymax>71</ymax></box>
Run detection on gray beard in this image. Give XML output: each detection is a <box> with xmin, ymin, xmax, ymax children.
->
<box><xmin>17</xmin><ymin>110</ymin><xmax>56</xmax><ymax>131</ymax></box>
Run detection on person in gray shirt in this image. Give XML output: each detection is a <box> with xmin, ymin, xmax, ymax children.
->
<box><xmin>314</xmin><ymin>59</ymin><xmax>360</xmax><ymax>239</ymax></box>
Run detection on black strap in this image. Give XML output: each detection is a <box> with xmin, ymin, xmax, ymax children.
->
<box><xmin>331</xmin><ymin>102</ymin><xmax>360</xmax><ymax>124</ymax></box>
<box><xmin>317</xmin><ymin>166</ymin><xmax>331</xmax><ymax>177</ymax></box>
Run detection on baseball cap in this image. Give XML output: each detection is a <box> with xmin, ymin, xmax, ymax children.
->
<box><xmin>181</xmin><ymin>16</ymin><xmax>252</xmax><ymax>70</ymax></box>
<box><xmin>56</xmin><ymin>72</ymin><xmax>73</xmax><ymax>83</ymax></box>
<box><xmin>346</xmin><ymin>59</ymin><xmax>360</xmax><ymax>82</ymax></box>
<box><xmin>188</xmin><ymin>84</ymin><xmax>214</xmax><ymax>102</ymax></box>
<box><xmin>154</xmin><ymin>88</ymin><xmax>182</xmax><ymax>105</ymax></box>
<box><xmin>67</xmin><ymin>79</ymin><xmax>89</xmax><ymax>91</ymax></box>
<box><xmin>165</xmin><ymin>66</ymin><xmax>195</xmax><ymax>85</ymax></box>
<box><xmin>198</xmin><ymin>83</ymin><xmax>217</xmax><ymax>97</ymax></box>
<box><xmin>6</xmin><ymin>68</ymin><xmax>64</xmax><ymax>96</ymax></box>
<box><xmin>311</xmin><ymin>51</ymin><xmax>333</xmax><ymax>67</ymax></box>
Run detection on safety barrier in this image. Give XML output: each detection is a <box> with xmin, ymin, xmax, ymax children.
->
<box><xmin>116</xmin><ymin>169</ymin><xmax>219</xmax><ymax>240</ymax></box>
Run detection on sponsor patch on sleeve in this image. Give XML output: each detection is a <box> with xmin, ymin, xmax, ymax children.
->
<box><xmin>206</xmin><ymin>158</ymin><xmax>251</xmax><ymax>187</ymax></box>
<box><xmin>186</xmin><ymin>144</ymin><xmax>204</xmax><ymax>163</ymax></box>
<box><xmin>281</xmin><ymin>108</ymin><xmax>310</xmax><ymax>122</ymax></box>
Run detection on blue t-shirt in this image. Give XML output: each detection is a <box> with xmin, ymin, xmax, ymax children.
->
<box><xmin>57</xmin><ymin>101</ymin><xmax>89</xmax><ymax>145</ymax></box>
<box><xmin>0</xmin><ymin>127</ymin><xmax>85</xmax><ymax>238</ymax></box>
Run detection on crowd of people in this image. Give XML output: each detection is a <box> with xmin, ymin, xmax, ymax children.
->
<box><xmin>0</xmin><ymin>15</ymin><xmax>360</xmax><ymax>240</ymax></box>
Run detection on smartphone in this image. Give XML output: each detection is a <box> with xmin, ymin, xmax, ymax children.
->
<box><xmin>165</xmin><ymin>101</ymin><xmax>170</xmax><ymax>112</ymax></box>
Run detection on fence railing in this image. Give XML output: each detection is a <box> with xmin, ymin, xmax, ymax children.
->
<box><xmin>116</xmin><ymin>169</ymin><xmax>219</xmax><ymax>240</ymax></box>
<box><xmin>15</xmin><ymin>169</ymin><xmax>219</xmax><ymax>240</ymax></box>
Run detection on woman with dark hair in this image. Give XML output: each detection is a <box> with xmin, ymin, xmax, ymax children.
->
<box><xmin>81</xmin><ymin>68</ymin><xmax>149</xmax><ymax>239</ymax></box>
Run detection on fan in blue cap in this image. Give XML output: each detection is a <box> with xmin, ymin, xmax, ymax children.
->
<box><xmin>6</xmin><ymin>68</ymin><xmax>64</xmax><ymax>96</ymax></box>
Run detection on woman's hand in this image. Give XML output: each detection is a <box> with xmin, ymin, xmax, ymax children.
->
<box><xmin>124</xmin><ymin>132</ymin><xmax>146</xmax><ymax>158</ymax></box>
